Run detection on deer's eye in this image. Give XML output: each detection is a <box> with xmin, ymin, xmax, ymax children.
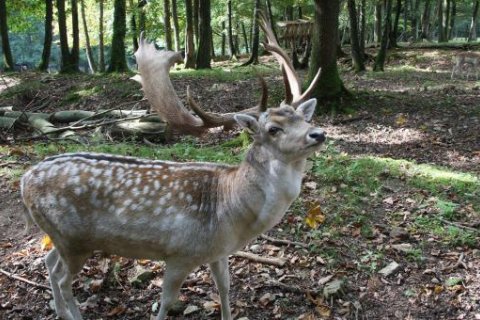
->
<box><xmin>268</xmin><ymin>126</ymin><xmax>283</xmax><ymax>135</ymax></box>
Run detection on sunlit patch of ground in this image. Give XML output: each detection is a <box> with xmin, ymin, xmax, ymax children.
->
<box><xmin>0</xmin><ymin>75</ymin><xmax>20</xmax><ymax>94</ymax></box>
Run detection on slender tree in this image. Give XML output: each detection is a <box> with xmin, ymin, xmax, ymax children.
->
<box><xmin>193</xmin><ymin>0</ymin><xmax>199</xmax><ymax>44</ymax></box>
<box><xmin>390</xmin><ymin>0</ymin><xmax>402</xmax><ymax>47</ymax></box>
<box><xmin>172</xmin><ymin>0</ymin><xmax>181</xmax><ymax>51</ymax></box>
<box><xmin>81</xmin><ymin>0</ymin><xmax>96</xmax><ymax>73</ymax></box>
<box><xmin>98</xmin><ymin>0</ymin><xmax>106</xmax><ymax>72</ymax></box>
<box><xmin>57</xmin><ymin>0</ymin><xmax>77</xmax><ymax>72</ymax></box>
<box><xmin>468</xmin><ymin>0</ymin><xmax>479</xmax><ymax>41</ymax></box>
<box><xmin>129</xmin><ymin>0</ymin><xmax>139</xmax><ymax>52</ymax></box>
<box><xmin>108</xmin><ymin>0</ymin><xmax>128</xmax><ymax>72</ymax></box>
<box><xmin>71</xmin><ymin>0</ymin><xmax>80</xmax><ymax>69</ymax></box>
<box><xmin>448</xmin><ymin>0</ymin><xmax>456</xmax><ymax>39</ymax></box>
<box><xmin>374</xmin><ymin>0</ymin><xmax>393</xmax><ymax>71</ymax></box>
<box><xmin>437</xmin><ymin>0</ymin><xmax>447</xmax><ymax>42</ymax></box>
<box><xmin>308</xmin><ymin>0</ymin><xmax>347</xmax><ymax>107</ymax></box>
<box><xmin>227</xmin><ymin>0</ymin><xmax>236</xmax><ymax>59</ymax></box>
<box><xmin>163</xmin><ymin>0</ymin><xmax>173</xmax><ymax>50</ymax></box>
<box><xmin>374</xmin><ymin>1</ymin><xmax>382</xmax><ymax>44</ymax></box>
<box><xmin>420</xmin><ymin>0</ymin><xmax>431</xmax><ymax>40</ymax></box>
<box><xmin>39</xmin><ymin>0</ymin><xmax>54</xmax><ymax>71</ymax></box>
<box><xmin>196</xmin><ymin>0</ymin><xmax>211</xmax><ymax>69</ymax></box>
<box><xmin>347</xmin><ymin>0</ymin><xmax>365</xmax><ymax>72</ymax></box>
<box><xmin>184</xmin><ymin>0</ymin><xmax>196</xmax><ymax>68</ymax></box>
<box><xmin>241</xmin><ymin>21</ymin><xmax>249</xmax><ymax>53</ymax></box>
<box><xmin>242</xmin><ymin>0</ymin><xmax>261</xmax><ymax>66</ymax></box>
<box><xmin>360</xmin><ymin>0</ymin><xmax>366</xmax><ymax>53</ymax></box>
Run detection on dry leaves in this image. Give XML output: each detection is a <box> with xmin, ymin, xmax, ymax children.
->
<box><xmin>305</xmin><ymin>204</ymin><xmax>326</xmax><ymax>229</ymax></box>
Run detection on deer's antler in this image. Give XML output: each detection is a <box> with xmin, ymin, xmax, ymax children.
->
<box><xmin>258</xmin><ymin>11</ymin><xmax>321</xmax><ymax>108</ymax></box>
<box><xmin>133</xmin><ymin>33</ymin><xmax>267</xmax><ymax>135</ymax></box>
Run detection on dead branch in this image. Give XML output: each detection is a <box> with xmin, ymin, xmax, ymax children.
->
<box><xmin>260</xmin><ymin>234</ymin><xmax>308</xmax><ymax>248</ymax></box>
<box><xmin>233</xmin><ymin>251</ymin><xmax>286</xmax><ymax>267</ymax></box>
<box><xmin>436</xmin><ymin>217</ymin><xmax>479</xmax><ymax>233</ymax></box>
<box><xmin>0</xmin><ymin>268</ymin><xmax>51</xmax><ymax>290</ymax></box>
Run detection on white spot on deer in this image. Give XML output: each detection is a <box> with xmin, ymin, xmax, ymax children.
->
<box><xmin>59</xmin><ymin>197</ymin><xmax>68</xmax><ymax>208</ymax></box>
<box><xmin>166</xmin><ymin>192</ymin><xmax>172</xmax><ymax>200</ymax></box>
<box><xmin>143</xmin><ymin>185</ymin><xmax>150</xmax><ymax>194</ymax></box>
<box><xmin>144</xmin><ymin>200</ymin><xmax>153</xmax><ymax>207</ymax></box>
<box><xmin>135</xmin><ymin>177</ymin><xmax>142</xmax><ymax>185</ymax></box>
<box><xmin>159</xmin><ymin>197</ymin><xmax>167</xmax><ymax>206</ymax></box>
<box><xmin>125</xmin><ymin>180</ymin><xmax>133</xmax><ymax>188</ymax></box>
<box><xmin>178</xmin><ymin>192</ymin><xmax>184</xmax><ymax>200</ymax></box>
<box><xmin>183</xmin><ymin>180</ymin><xmax>189</xmax><ymax>186</ymax></box>
<box><xmin>74</xmin><ymin>187</ymin><xmax>83</xmax><ymax>196</ymax></box>
<box><xmin>186</xmin><ymin>194</ymin><xmax>193</xmax><ymax>203</ymax></box>
<box><xmin>153</xmin><ymin>207</ymin><xmax>163</xmax><ymax>215</ymax></box>
<box><xmin>154</xmin><ymin>180</ymin><xmax>161</xmax><ymax>190</ymax></box>
<box><xmin>124</xmin><ymin>199</ymin><xmax>133</xmax><ymax>207</ymax></box>
<box><xmin>162</xmin><ymin>175</ymin><xmax>168</xmax><ymax>180</ymax></box>
<box><xmin>108</xmin><ymin>205</ymin><xmax>116</xmax><ymax>214</ymax></box>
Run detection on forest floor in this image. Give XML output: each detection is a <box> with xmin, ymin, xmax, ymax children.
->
<box><xmin>0</xmin><ymin>47</ymin><xmax>479</xmax><ymax>320</ymax></box>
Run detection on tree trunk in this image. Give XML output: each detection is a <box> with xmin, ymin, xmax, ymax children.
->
<box><xmin>221</xmin><ymin>21</ymin><xmax>226</xmax><ymax>56</ymax></box>
<box><xmin>57</xmin><ymin>0</ymin><xmax>74</xmax><ymax>72</ymax></box>
<box><xmin>163</xmin><ymin>0</ymin><xmax>173</xmax><ymax>50</ymax></box>
<box><xmin>390</xmin><ymin>0</ymin><xmax>401</xmax><ymax>47</ymax></box>
<box><xmin>374</xmin><ymin>0</ymin><xmax>393</xmax><ymax>71</ymax></box>
<box><xmin>193</xmin><ymin>0</ymin><xmax>199</xmax><ymax>44</ymax></box>
<box><xmin>184</xmin><ymin>0</ymin><xmax>196</xmax><ymax>68</ymax></box>
<box><xmin>241</xmin><ymin>21</ymin><xmax>249</xmax><ymax>54</ymax></box>
<box><xmin>241</xmin><ymin>0</ymin><xmax>261</xmax><ymax>66</ymax></box>
<box><xmin>98</xmin><ymin>0</ymin><xmax>106</xmax><ymax>72</ymax></box>
<box><xmin>374</xmin><ymin>1</ymin><xmax>382</xmax><ymax>44</ymax></box>
<box><xmin>347</xmin><ymin>0</ymin><xmax>365</xmax><ymax>73</ymax></box>
<box><xmin>195</xmin><ymin>0</ymin><xmax>211</xmax><ymax>69</ymax></box>
<box><xmin>360</xmin><ymin>0</ymin><xmax>366</xmax><ymax>53</ymax></box>
<box><xmin>108</xmin><ymin>0</ymin><xmax>128</xmax><ymax>72</ymax></box>
<box><xmin>308</xmin><ymin>0</ymin><xmax>346</xmax><ymax>107</ymax></box>
<box><xmin>39</xmin><ymin>0</ymin><xmax>53</xmax><ymax>71</ymax></box>
<box><xmin>437</xmin><ymin>0</ymin><xmax>447</xmax><ymax>42</ymax></box>
<box><xmin>448</xmin><ymin>0</ymin><xmax>456</xmax><ymax>39</ymax></box>
<box><xmin>265</xmin><ymin>0</ymin><xmax>278</xmax><ymax>43</ymax></box>
<box><xmin>138</xmin><ymin>0</ymin><xmax>146</xmax><ymax>32</ymax></box>
<box><xmin>444</xmin><ymin>0</ymin><xmax>450</xmax><ymax>40</ymax></box>
<box><xmin>129</xmin><ymin>0</ymin><xmax>139</xmax><ymax>52</ymax></box>
<box><xmin>81</xmin><ymin>0</ymin><xmax>96</xmax><ymax>73</ymax></box>
<box><xmin>70</xmin><ymin>0</ymin><xmax>80</xmax><ymax>70</ymax></box>
<box><xmin>227</xmin><ymin>0</ymin><xmax>236</xmax><ymax>59</ymax></box>
<box><xmin>172</xmin><ymin>0</ymin><xmax>181</xmax><ymax>51</ymax></box>
<box><xmin>421</xmin><ymin>0</ymin><xmax>431</xmax><ymax>40</ymax></box>
<box><xmin>468</xmin><ymin>0</ymin><xmax>479</xmax><ymax>42</ymax></box>
<box><xmin>411</xmin><ymin>0</ymin><xmax>421</xmax><ymax>40</ymax></box>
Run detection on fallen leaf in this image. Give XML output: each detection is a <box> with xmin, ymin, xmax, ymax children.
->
<box><xmin>305</xmin><ymin>205</ymin><xmax>326</xmax><ymax>229</ymax></box>
<box><xmin>106</xmin><ymin>305</ymin><xmax>126</xmax><ymax>317</ymax></box>
<box><xmin>41</xmin><ymin>235</ymin><xmax>53</xmax><ymax>251</ymax></box>
<box><xmin>395</xmin><ymin>114</ymin><xmax>408</xmax><ymax>126</ymax></box>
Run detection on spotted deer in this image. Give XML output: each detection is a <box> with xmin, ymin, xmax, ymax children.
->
<box><xmin>21</xmin><ymin>100</ymin><xmax>325</xmax><ymax>320</ymax></box>
<box><xmin>451</xmin><ymin>52</ymin><xmax>480</xmax><ymax>80</ymax></box>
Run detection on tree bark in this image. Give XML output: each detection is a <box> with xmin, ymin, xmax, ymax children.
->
<box><xmin>265</xmin><ymin>0</ymin><xmax>278</xmax><ymax>43</ymax></box>
<box><xmin>360</xmin><ymin>0</ymin><xmax>366</xmax><ymax>53</ymax></box>
<box><xmin>374</xmin><ymin>0</ymin><xmax>393</xmax><ymax>71</ymax></box>
<box><xmin>129</xmin><ymin>0</ymin><xmax>139</xmax><ymax>52</ymax></box>
<box><xmin>172</xmin><ymin>0</ymin><xmax>181</xmax><ymax>51</ymax></box>
<box><xmin>374</xmin><ymin>1</ymin><xmax>382</xmax><ymax>44</ymax></box>
<box><xmin>81</xmin><ymin>0</ymin><xmax>96</xmax><ymax>73</ymax></box>
<box><xmin>184</xmin><ymin>0</ymin><xmax>196</xmax><ymax>68</ymax></box>
<box><xmin>227</xmin><ymin>0</ymin><xmax>236</xmax><ymax>59</ymax></box>
<box><xmin>98</xmin><ymin>0</ymin><xmax>106</xmax><ymax>72</ymax></box>
<box><xmin>193</xmin><ymin>0</ymin><xmax>199</xmax><ymax>44</ymax></box>
<box><xmin>308</xmin><ymin>0</ymin><xmax>346</xmax><ymax>107</ymax></box>
<box><xmin>390</xmin><ymin>0</ymin><xmax>401</xmax><ymax>47</ymax></box>
<box><xmin>57</xmin><ymin>0</ymin><xmax>74</xmax><ymax>72</ymax></box>
<box><xmin>437</xmin><ymin>0</ymin><xmax>447</xmax><ymax>42</ymax></box>
<box><xmin>468</xmin><ymin>0</ymin><xmax>479</xmax><ymax>42</ymax></box>
<box><xmin>70</xmin><ymin>0</ymin><xmax>80</xmax><ymax>70</ymax></box>
<box><xmin>163</xmin><ymin>0</ymin><xmax>173</xmax><ymax>50</ymax></box>
<box><xmin>0</xmin><ymin>0</ymin><xmax>13</xmax><ymax>71</ymax></box>
<box><xmin>444</xmin><ymin>0</ymin><xmax>450</xmax><ymax>40</ymax></box>
<box><xmin>347</xmin><ymin>0</ymin><xmax>365</xmax><ymax>73</ymax></box>
<box><xmin>448</xmin><ymin>0</ymin><xmax>456</xmax><ymax>39</ymax></box>
<box><xmin>39</xmin><ymin>0</ymin><xmax>53</xmax><ymax>71</ymax></box>
<box><xmin>421</xmin><ymin>0</ymin><xmax>431</xmax><ymax>40</ymax></box>
<box><xmin>241</xmin><ymin>21</ymin><xmax>249</xmax><ymax>54</ymax></box>
<box><xmin>241</xmin><ymin>0</ymin><xmax>261</xmax><ymax>66</ymax></box>
<box><xmin>221</xmin><ymin>20</ymin><xmax>226</xmax><ymax>56</ymax></box>
<box><xmin>108</xmin><ymin>0</ymin><xmax>128</xmax><ymax>72</ymax></box>
<box><xmin>195</xmin><ymin>0</ymin><xmax>211</xmax><ymax>69</ymax></box>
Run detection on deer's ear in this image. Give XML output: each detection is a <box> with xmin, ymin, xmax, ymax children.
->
<box><xmin>234</xmin><ymin>114</ymin><xmax>260</xmax><ymax>134</ymax></box>
<box><xmin>297</xmin><ymin>98</ymin><xmax>317</xmax><ymax>122</ymax></box>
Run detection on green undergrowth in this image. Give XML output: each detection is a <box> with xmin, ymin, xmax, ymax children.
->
<box><xmin>171</xmin><ymin>64</ymin><xmax>278</xmax><ymax>81</ymax></box>
<box><xmin>308</xmin><ymin>143</ymin><xmax>479</xmax><ymax>248</ymax></box>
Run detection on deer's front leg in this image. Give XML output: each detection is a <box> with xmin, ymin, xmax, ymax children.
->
<box><xmin>209</xmin><ymin>257</ymin><xmax>232</xmax><ymax>320</ymax></box>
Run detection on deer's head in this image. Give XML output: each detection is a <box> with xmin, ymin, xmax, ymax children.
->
<box><xmin>235</xmin><ymin>99</ymin><xmax>325</xmax><ymax>163</ymax></box>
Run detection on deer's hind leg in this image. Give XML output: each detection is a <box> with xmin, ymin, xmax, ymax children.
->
<box><xmin>45</xmin><ymin>248</ymin><xmax>69</xmax><ymax>319</ymax></box>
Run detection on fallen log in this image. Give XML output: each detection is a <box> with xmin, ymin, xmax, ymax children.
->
<box><xmin>0</xmin><ymin>116</ymin><xmax>16</xmax><ymax>130</ymax></box>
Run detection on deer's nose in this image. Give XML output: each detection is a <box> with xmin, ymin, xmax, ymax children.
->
<box><xmin>309</xmin><ymin>130</ymin><xmax>326</xmax><ymax>143</ymax></box>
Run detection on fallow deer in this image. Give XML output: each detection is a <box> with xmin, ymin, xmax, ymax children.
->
<box><xmin>21</xmin><ymin>98</ymin><xmax>325</xmax><ymax>320</ymax></box>
<box><xmin>451</xmin><ymin>52</ymin><xmax>480</xmax><ymax>80</ymax></box>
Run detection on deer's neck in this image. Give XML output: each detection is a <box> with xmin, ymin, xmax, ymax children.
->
<box><xmin>218</xmin><ymin>144</ymin><xmax>306</xmax><ymax>245</ymax></box>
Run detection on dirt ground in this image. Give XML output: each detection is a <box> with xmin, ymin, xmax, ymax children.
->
<box><xmin>0</xmin><ymin>49</ymin><xmax>479</xmax><ymax>319</ymax></box>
